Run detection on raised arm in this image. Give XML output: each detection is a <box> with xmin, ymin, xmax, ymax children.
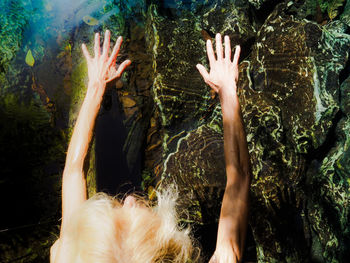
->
<box><xmin>51</xmin><ymin>30</ymin><xmax>131</xmax><ymax>262</ymax></box>
<box><xmin>61</xmin><ymin>30</ymin><xmax>131</xmax><ymax>233</ymax></box>
<box><xmin>197</xmin><ymin>33</ymin><xmax>251</xmax><ymax>263</ymax></box>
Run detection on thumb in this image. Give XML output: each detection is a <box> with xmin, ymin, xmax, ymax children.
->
<box><xmin>106</xmin><ymin>60</ymin><xmax>131</xmax><ymax>82</ymax></box>
<box><xmin>196</xmin><ymin>64</ymin><xmax>210</xmax><ymax>81</ymax></box>
<box><xmin>196</xmin><ymin>64</ymin><xmax>218</xmax><ymax>93</ymax></box>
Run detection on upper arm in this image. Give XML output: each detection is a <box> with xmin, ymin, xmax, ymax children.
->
<box><xmin>50</xmin><ymin>239</ymin><xmax>59</xmax><ymax>263</ymax></box>
<box><xmin>54</xmin><ymin>169</ymin><xmax>86</xmax><ymax>262</ymax></box>
<box><xmin>50</xmin><ymin>237</ymin><xmax>73</xmax><ymax>263</ymax></box>
<box><xmin>61</xmin><ymin>169</ymin><xmax>87</xmax><ymax>234</ymax></box>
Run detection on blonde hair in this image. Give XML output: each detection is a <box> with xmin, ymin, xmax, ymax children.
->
<box><xmin>63</xmin><ymin>189</ymin><xmax>200</xmax><ymax>262</ymax></box>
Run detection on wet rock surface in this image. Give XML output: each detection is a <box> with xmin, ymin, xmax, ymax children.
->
<box><xmin>238</xmin><ymin>2</ymin><xmax>350</xmax><ymax>262</ymax></box>
<box><xmin>144</xmin><ymin>1</ymin><xmax>350</xmax><ymax>262</ymax></box>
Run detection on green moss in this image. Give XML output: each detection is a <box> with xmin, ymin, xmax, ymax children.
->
<box><xmin>70</xmin><ymin>60</ymin><xmax>88</xmax><ymax>114</ymax></box>
<box><xmin>305</xmin><ymin>0</ymin><xmax>346</xmax><ymax>20</ymax></box>
<box><xmin>0</xmin><ymin>1</ymin><xmax>29</xmax><ymax>67</ymax></box>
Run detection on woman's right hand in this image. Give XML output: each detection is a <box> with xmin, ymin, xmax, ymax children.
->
<box><xmin>197</xmin><ymin>33</ymin><xmax>250</xmax><ymax>263</ymax></box>
<box><xmin>196</xmin><ymin>33</ymin><xmax>240</xmax><ymax>97</ymax></box>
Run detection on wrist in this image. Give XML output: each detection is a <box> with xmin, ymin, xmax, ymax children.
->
<box><xmin>88</xmin><ymin>80</ymin><xmax>105</xmax><ymax>91</ymax></box>
<box><xmin>84</xmin><ymin>89</ymin><xmax>103</xmax><ymax>110</ymax></box>
<box><xmin>218</xmin><ymin>84</ymin><xmax>237</xmax><ymax>99</ymax></box>
<box><xmin>219</xmin><ymin>91</ymin><xmax>240</xmax><ymax>113</ymax></box>
<box><xmin>86</xmin><ymin>81</ymin><xmax>105</xmax><ymax>101</ymax></box>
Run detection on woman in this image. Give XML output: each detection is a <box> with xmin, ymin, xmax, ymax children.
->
<box><xmin>50</xmin><ymin>30</ymin><xmax>250</xmax><ymax>263</ymax></box>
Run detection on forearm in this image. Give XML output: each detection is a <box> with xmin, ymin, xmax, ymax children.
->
<box><xmin>61</xmin><ymin>82</ymin><xmax>104</xmax><ymax>231</ymax></box>
<box><xmin>64</xmin><ymin>84</ymin><xmax>103</xmax><ymax>172</ymax></box>
<box><xmin>217</xmin><ymin>179</ymin><xmax>250</xmax><ymax>261</ymax></box>
<box><xmin>217</xmin><ymin>84</ymin><xmax>251</xmax><ymax>260</ymax></box>
<box><xmin>219</xmin><ymin>86</ymin><xmax>250</xmax><ymax>183</ymax></box>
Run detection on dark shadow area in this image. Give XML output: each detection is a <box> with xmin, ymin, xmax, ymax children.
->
<box><xmin>251</xmin><ymin>0</ymin><xmax>285</xmax><ymax>25</ymax></box>
<box><xmin>306</xmin><ymin>110</ymin><xmax>344</xmax><ymax>162</ymax></box>
<box><xmin>95</xmin><ymin>87</ymin><xmax>142</xmax><ymax>196</ymax></box>
<box><xmin>339</xmin><ymin>56</ymin><xmax>350</xmax><ymax>86</ymax></box>
<box><xmin>0</xmin><ymin>87</ymin><xmax>65</xmax><ymax>262</ymax></box>
<box><xmin>0</xmin><ymin>64</ymin><xmax>66</xmax><ymax>231</ymax></box>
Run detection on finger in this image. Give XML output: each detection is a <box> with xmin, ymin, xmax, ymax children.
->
<box><xmin>115</xmin><ymin>59</ymin><xmax>131</xmax><ymax>77</ymax></box>
<box><xmin>107</xmin><ymin>36</ymin><xmax>122</xmax><ymax>67</ymax></box>
<box><xmin>106</xmin><ymin>59</ymin><xmax>131</xmax><ymax>82</ymax></box>
<box><xmin>197</xmin><ymin>64</ymin><xmax>218</xmax><ymax>93</ymax></box>
<box><xmin>94</xmin><ymin>32</ymin><xmax>100</xmax><ymax>58</ymax></box>
<box><xmin>216</xmin><ymin>33</ymin><xmax>223</xmax><ymax>60</ymax></box>
<box><xmin>102</xmin><ymin>30</ymin><xmax>110</xmax><ymax>58</ymax></box>
<box><xmin>233</xmin><ymin>45</ymin><xmax>241</xmax><ymax>66</ymax></box>
<box><xmin>206</xmin><ymin>39</ymin><xmax>216</xmax><ymax>66</ymax></box>
<box><xmin>196</xmin><ymin>64</ymin><xmax>210</xmax><ymax>82</ymax></box>
<box><xmin>82</xmin><ymin>43</ymin><xmax>91</xmax><ymax>61</ymax></box>
<box><xmin>224</xmin><ymin>35</ymin><xmax>231</xmax><ymax>61</ymax></box>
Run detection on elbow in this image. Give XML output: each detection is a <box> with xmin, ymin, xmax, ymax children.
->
<box><xmin>226</xmin><ymin>162</ymin><xmax>251</xmax><ymax>192</ymax></box>
<box><xmin>63</xmin><ymin>154</ymin><xmax>85</xmax><ymax>176</ymax></box>
<box><xmin>62</xmin><ymin>164</ymin><xmax>84</xmax><ymax>179</ymax></box>
<box><xmin>242</xmin><ymin>165</ymin><xmax>251</xmax><ymax>185</ymax></box>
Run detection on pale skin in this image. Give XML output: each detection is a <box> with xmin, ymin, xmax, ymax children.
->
<box><xmin>50</xmin><ymin>30</ymin><xmax>132</xmax><ymax>263</ymax></box>
<box><xmin>197</xmin><ymin>34</ymin><xmax>251</xmax><ymax>263</ymax></box>
<box><xmin>51</xmin><ymin>31</ymin><xmax>250</xmax><ymax>263</ymax></box>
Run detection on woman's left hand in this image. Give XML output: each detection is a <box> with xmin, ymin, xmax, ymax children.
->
<box><xmin>82</xmin><ymin>30</ymin><xmax>131</xmax><ymax>98</ymax></box>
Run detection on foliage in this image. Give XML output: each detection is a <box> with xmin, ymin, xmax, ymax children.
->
<box><xmin>0</xmin><ymin>0</ymin><xmax>30</xmax><ymax>69</ymax></box>
<box><xmin>327</xmin><ymin>0</ymin><xmax>346</xmax><ymax>19</ymax></box>
<box><xmin>305</xmin><ymin>0</ymin><xmax>346</xmax><ymax>20</ymax></box>
<box><xmin>305</xmin><ymin>0</ymin><xmax>318</xmax><ymax>17</ymax></box>
<box><xmin>101</xmin><ymin>0</ymin><xmax>146</xmax><ymax>36</ymax></box>
<box><xmin>0</xmin><ymin>224</ymin><xmax>58</xmax><ymax>263</ymax></box>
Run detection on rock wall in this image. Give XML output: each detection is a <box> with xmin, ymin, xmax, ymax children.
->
<box><xmin>140</xmin><ymin>1</ymin><xmax>350</xmax><ymax>262</ymax></box>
